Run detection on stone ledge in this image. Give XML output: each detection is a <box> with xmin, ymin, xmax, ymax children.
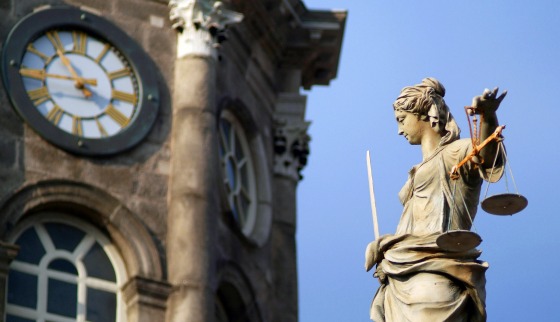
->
<box><xmin>122</xmin><ymin>275</ymin><xmax>172</xmax><ymax>309</ymax></box>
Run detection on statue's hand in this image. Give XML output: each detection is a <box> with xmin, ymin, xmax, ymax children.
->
<box><xmin>374</xmin><ymin>265</ymin><xmax>387</xmax><ymax>283</ymax></box>
<box><xmin>471</xmin><ymin>87</ymin><xmax>507</xmax><ymax>115</ymax></box>
<box><xmin>365</xmin><ymin>239</ymin><xmax>381</xmax><ymax>272</ymax></box>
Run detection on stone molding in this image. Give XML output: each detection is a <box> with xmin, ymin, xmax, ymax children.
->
<box><xmin>0</xmin><ymin>241</ymin><xmax>18</xmax><ymax>265</ymax></box>
<box><xmin>122</xmin><ymin>275</ymin><xmax>172</xmax><ymax>310</ymax></box>
<box><xmin>0</xmin><ymin>242</ymin><xmax>19</xmax><ymax>320</ymax></box>
<box><xmin>0</xmin><ymin>180</ymin><xmax>164</xmax><ymax>280</ymax></box>
<box><xmin>0</xmin><ymin>242</ymin><xmax>19</xmax><ymax>277</ymax></box>
<box><xmin>169</xmin><ymin>0</ymin><xmax>243</xmax><ymax>59</ymax></box>
<box><xmin>232</xmin><ymin>0</ymin><xmax>347</xmax><ymax>88</ymax></box>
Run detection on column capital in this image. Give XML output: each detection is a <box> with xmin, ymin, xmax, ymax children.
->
<box><xmin>273</xmin><ymin>93</ymin><xmax>310</xmax><ymax>181</ymax></box>
<box><xmin>273</xmin><ymin>117</ymin><xmax>310</xmax><ymax>181</ymax></box>
<box><xmin>169</xmin><ymin>0</ymin><xmax>243</xmax><ymax>59</ymax></box>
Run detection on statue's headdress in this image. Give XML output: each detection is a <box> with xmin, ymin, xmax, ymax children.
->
<box><xmin>393</xmin><ymin>77</ymin><xmax>460</xmax><ymax>146</ymax></box>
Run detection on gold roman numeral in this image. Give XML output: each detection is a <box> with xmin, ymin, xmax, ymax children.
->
<box><xmin>95</xmin><ymin>118</ymin><xmax>109</xmax><ymax>137</ymax></box>
<box><xmin>95</xmin><ymin>43</ymin><xmax>110</xmax><ymax>63</ymax></box>
<box><xmin>46</xmin><ymin>31</ymin><xmax>64</xmax><ymax>52</ymax></box>
<box><xmin>111</xmin><ymin>90</ymin><xmax>137</xmax><ymax>105</ymax></box>
<box><xmin>26</xmin><ymin>44</ymin><xmax>50</xmax><ymax>61</ymax></box>
<box><xmin>46</xmin><ymin>105</ymin><xmax>64</xmax><ymax>124</ymax></box>
<box><xmin>105</xmin><ymin>104</ymin><xmax>130</xmax><ymax>127</ymax></box>
<box><xmin>72</xmin><ymin>116</ymin><xmax>83</xmax><ymax>136</ymax></box>
<box><xmin>27</xmin><ymin>87</ymin><xmax>50</xmax><ymax>105</ymax></box>
<box><xmin>72</xmin><ymin>31</ymin><xmax>87</xmax><ymax>55</ymax></box>
<box><xmin>20</xmin><ymin>68</ymin><xmax>46</xmax><ymax>80</ymax></box>
<box><xmin>107</xmin><ymin>68</ymin><xmax>131</xmax><ymax>80</ymax></box>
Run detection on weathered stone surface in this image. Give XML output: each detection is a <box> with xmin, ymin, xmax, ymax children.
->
<box><xmin>0</xmin><ymin>1</ymin><xmax>346</xmax><ymax>321</ymax></box>
<box><xmin>123</xmin><ymin>276</ymin><xmax>172</xmax><ymax>322</ymax></box>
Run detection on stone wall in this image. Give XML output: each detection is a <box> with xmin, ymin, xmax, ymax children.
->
<box><xmin>0</xmin><ymin>0</ymin><xmax>174</xmax><ymax>246</ymax></box>
<box><xmin>0</xmin><ymin>0</ymin><xmax>346</xmax><ymax>321</ymax></box>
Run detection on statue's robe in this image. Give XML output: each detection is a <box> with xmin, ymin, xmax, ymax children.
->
<box><xmin>371</xmin><ymin>139</ymin><xmax>503</xmax><ymax>322</ymax></box>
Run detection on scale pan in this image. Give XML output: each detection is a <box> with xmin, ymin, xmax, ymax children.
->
<box><xmin>481</xmin><ymin>193</ymin><xmax>528</xmax><ymax>215</ymax></box>
<box><xmin>436</xmin><ymin>230</ymin><xmax>482</xmax><ymax>252</ymax></box>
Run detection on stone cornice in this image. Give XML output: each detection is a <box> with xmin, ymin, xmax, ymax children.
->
<box><xmin>293</xmin><ymin>7</ymin><xmax>347</xmax><ymax>89</ymax></box>
<box><xmin>231</xmin><ymin>0</ymin><xmax>347</xmax><ymax>89</ymax></box>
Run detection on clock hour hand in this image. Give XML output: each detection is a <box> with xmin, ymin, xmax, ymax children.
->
<box><xmin>56</xmin><ymin>49</ymin><xmax>93</xmax><ymax>98</ymax></box>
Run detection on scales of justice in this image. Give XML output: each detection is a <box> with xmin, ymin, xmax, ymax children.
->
<box><xmin>435</xmin><ymin>104</ymin><xmax>527</xmax><ymax>251</ymax></box>
<box><xmin>365</xmin><ymin>78</ymin><xmax>527</xmax><ymax>321</ymax></box>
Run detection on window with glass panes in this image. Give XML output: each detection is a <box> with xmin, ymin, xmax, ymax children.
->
<box><xmin>5</xmin><ymin>216</ymin><xmax>126</xmax><ymax>322</ymax></box>
<box><xmin>218</xmin><ymin>111</ymin><xmax>258</xmax><ymax>236</ymax></box>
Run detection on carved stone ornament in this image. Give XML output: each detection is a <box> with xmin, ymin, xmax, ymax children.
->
<box><xmin>273</xmin><ymin>117</ymin><xmax>310</xmax><ymax>181</ymax></box>
<box><xmin>169</xmin><ymin>0</ymin><xmax>243</xmax><ymax>59</ymax></box>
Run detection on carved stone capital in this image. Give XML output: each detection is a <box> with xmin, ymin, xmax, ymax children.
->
<box><xmin>273</xmin><ymin>92</ymin><xmax>310</xmax><ymax>181</ymax></box>
<box><xmin>169</xmin><ymin>0</ymin><xmax>243</xmax><ymax>59</ymax></box>
<box><xmin>273</xmin><ymin>118</ymin><xmax>310</xmax><ymax>181</ymax></box>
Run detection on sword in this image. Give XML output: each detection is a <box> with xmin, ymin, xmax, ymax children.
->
<box><xmin>366</xmin><ymin>150</ymin><xmax>380</xmax><ymax>239</ymax></box>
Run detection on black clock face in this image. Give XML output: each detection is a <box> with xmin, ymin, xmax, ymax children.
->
<box><xmin>2</xmin><ymin>7</ymin><xmax>160</xmax><ymax>155</ymax></box>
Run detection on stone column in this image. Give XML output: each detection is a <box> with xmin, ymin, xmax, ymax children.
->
<box><xmin>271</xmin><ymin>70</ymin><xmax>310</xmax><ymax>322</ymax></box>
<box><xmin>0</xmin><ymin>242</ymin><xmax>19</xmax><ymax>317</ymax></box>
<box><xmin>166</xmin><ymin>1</ymin><xmax>242</xmax><ymax>321</ymax></box>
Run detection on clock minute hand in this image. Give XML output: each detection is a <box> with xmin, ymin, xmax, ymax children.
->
<box><xmin>56</xmin><ymin>49</ymin><xmax>93</xmax><ymax>98</ymax></box>
<box><xmin>46</xmin><ymin>73</ymin><xmax>98</xmax><ymax>85</ymax></box>
<box><xmin>19</xmin><ymin>69</ymin><xmax>97</xmax><ymax>85</ymax></box>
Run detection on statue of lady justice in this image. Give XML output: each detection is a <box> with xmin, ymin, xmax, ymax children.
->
<box><xmin>365</xmin><ymin>78</ymin><xmax>507</xmax><ymax>321</ymax></box>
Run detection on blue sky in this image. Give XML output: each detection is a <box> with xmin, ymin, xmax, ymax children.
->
<box><xmin>297</xmin><ymin>1</ymin><xmax>560</xmax><ymax>321</ymax></box>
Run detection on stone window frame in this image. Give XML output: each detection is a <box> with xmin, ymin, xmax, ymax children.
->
<box><xmin>218</xmin><ymin>106</ymin><xmax>272</xmax><ymax>247</ymax></box>
<box><xmin>0</xmin><ymin>180</ymin><xmax>170</xmax><ymax>322</ymax></box>
<box><xmin>5</xmin><ymin>212</ymin><xmax>128</xmax><ymax>322</ymax></box>
<box><xmin>219</xmin><ymin>110</ymin><xmax>258</xmax><ymax>236</ymax></box>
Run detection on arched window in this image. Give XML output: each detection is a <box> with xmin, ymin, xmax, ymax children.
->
<box><xmin>215</xmin><ymin>282</ymin><xmax>249</xmax><ymax>322</ymax></box>
<box><xmin>5</xmin><ymin>214</ymin><xmax>127</xmax><ymax>322</ymax></box>
<box><xmin>219</xmin><ymin>110</ymin><xmax>258</xmax><ymax>237</ymax></box>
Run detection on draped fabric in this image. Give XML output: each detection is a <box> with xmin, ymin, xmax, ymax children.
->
<box><xmin>370</xmin><ymin>139</ymin><xmax>504</xmax><ymax>321</ymax></box>
<box><xmin>370</xmin><ymin>234</ymin><xmax>488</xmax><ymax>322</ymax></box>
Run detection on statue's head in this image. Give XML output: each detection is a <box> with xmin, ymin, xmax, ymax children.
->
<box><xmin>393</xmin><ymin>77</ymin><xmax>460</xmax><ymax>145</ymax></box>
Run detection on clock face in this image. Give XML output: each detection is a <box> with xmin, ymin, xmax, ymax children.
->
<box><xmin>21</xmin><ymin>30</ymin><xmax>139</xmax><ymax>139</ymax></box>
<box><xmin>2</xmin><ymin>7</ymin><xmax>159</xmax><ymax>155</ymax></box>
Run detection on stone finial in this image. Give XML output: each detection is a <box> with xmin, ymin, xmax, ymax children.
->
<box><xmin>169</xmin><ymin>0</ymin><xmax>243</xmax><ymax>59</ymax></box>
<box><xmin>273</xmin><ymin>117</ymin><xmax>310</xmax><ymax>181</ymax></box>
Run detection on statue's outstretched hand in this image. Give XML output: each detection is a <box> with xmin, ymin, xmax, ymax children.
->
<box><xmin>471</xmin><ymin>87</ymin><xmax>507</xmax><ymax>115</ymax></box>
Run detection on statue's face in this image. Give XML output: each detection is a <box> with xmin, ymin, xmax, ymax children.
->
<box><xmin>394</xmin><ymin>110</ymin><xmax>431</xmax><ymax>145</ymax></box>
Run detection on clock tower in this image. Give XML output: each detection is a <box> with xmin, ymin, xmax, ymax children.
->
<box><xmin>0</xmin><ymin>1</ymin><xmax>346</xmax><ymax>321</ymax></box>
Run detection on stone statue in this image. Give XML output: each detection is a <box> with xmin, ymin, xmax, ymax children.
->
<box><xmin>365</xmin><ymin>78</ymin><xmax>507</xmax><ymax>321</ymax></box>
